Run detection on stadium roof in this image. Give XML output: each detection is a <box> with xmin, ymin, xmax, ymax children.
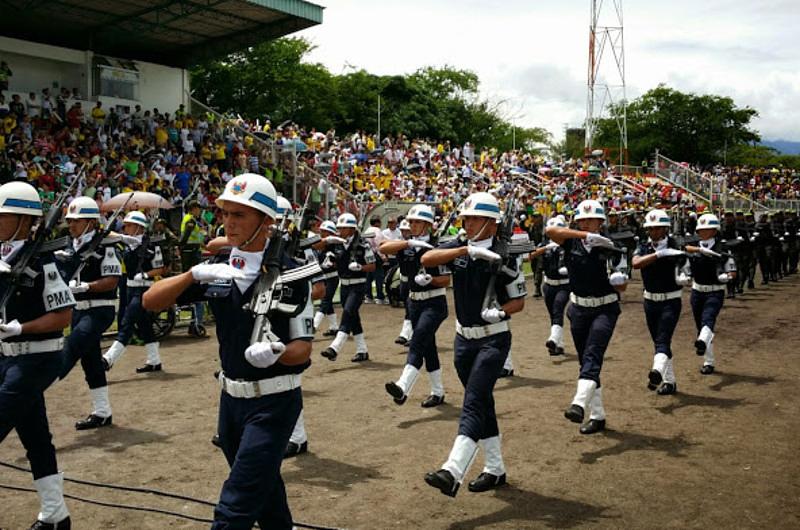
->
<box><xmin>0</xmin><ymin>0</ymin><xmax>324</xmax><ymax>67</ymax></box>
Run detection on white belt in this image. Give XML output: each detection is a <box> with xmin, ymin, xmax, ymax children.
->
<box><xmin>543</xmin><ymin>276</ymin><xmax>569</xmax><ymax>286</ymax></box>
<box><xmin>218</xmin><ymin>372</ymin><xmax>301</xmax><ymax>399</ymax></box>
<box><xmin>409</xmin><ymin>288</ymin><xmax>446</xmax><ymax>301</ymax></box>
<box><xmin>340</xmin><ymin>277</ymin><xmax>366</xmax><ymax>286</ymax></box>
<box><xmin>76</xmin><ymin>299</ymin><xmax>117</xmax><ymax>311</ymax></box>
<box><xmin>400</xmin><ymin>275</ymin><xmax>409</xmax><ymax>282</ymax></box>
<box><xmin>320</xmin><ymin>271</ymin><xmax>338</xmax><ymax>280</ymax></box>
<box><xmin>1</xmin><ymin>338</ymin><xmax>64</xmax><ymax>357</ymax></box>
<box><xmin>643</xmin><ymin>290</ymin><xmax>682</xmax><ymax>302</ymax></box>
<box><xmin>569</xmin><ymin>293</ymin><xmax>618</xmax><ymax>308</ymax></box>
<box><xmin>126</xmin><ymin>279</ymin><xmax>154</xmax><ymax>288</ymax></box>
<box><xmin>456</xmin><ymin>321</ymin><xmax>509</xmax><ymax>340</ymax></box>
<box><xmin>692</xmin><ymin>282</ymin><xmax>725</xmax><ymax>293</ymax></box>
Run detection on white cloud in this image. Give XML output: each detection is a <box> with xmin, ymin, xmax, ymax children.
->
<box><xmin>297</xmin><ymin>1</ymin><xmax>800</xmax><ymax>141</ymax></box>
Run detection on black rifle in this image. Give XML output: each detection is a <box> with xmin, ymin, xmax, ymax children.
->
<box><xmin>0</xmin><ymin>164</ymin><xmax>84</xmax><ymax>311</ymax></box>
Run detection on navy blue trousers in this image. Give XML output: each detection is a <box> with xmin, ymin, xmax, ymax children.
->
<box><xmin>213</xmin><ymin>387</ymin><xmax>302</xmax><ymax>530</ymax></box>
<box><xmin>61</xmin><ymin>306</ymin><xmax>116</xmax><ymax>388</ymax></box>
<box><xmin>339</xmin><ymin>284</ymin><xmax>365</xmax><ymax>335</ymax></box>
<box><xmin>0</xmin><ymin>351</ymin><xmax>61</xmax><ymax>479</ymax></box>
<box><xmin>407</xmin><ymin>296</ymin><xmax>448</xmax><ymax>372</ymax></box>
<box><xmin>319</xmin><ymin>277</ymin><xmax>339</xmax><ymax>315</ymax></box>
<box><xmin>116</xmin><ymin>287</ymin><xmax>156</xmax><ymax>344</ymax></box>
<box><xmin>454</xmin><ymin>331</ymin><xmax>511</xmax><ymax>441</ymax></box>
<box><xmin>401</xmin><ymin>282</ymin><xmax>410</xmax><ymax>319</ymax></box>
<box><xmin>567</xmin><ymin>303</ymin><xmax>620</xmax><ymax>386</ymax></box>
<box><xmin>543</xmin><ymin>284</ymin><xmax>570</xmax><ymax>326</ymax></box>
<box><xmin>690</xmin><ymin>290</ymin><xmax>724</xmax><ymax>332</ymax></box>
<box><xmin>643</xmin><ymin>298</ymin><xmax>681</xmax><ymax>358</ymax></box>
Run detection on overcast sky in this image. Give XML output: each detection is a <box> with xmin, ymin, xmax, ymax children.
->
<box><xmin>296</xmin><ymin>0</ymin><xmax>799</xmax><ymax>142</ymax></box>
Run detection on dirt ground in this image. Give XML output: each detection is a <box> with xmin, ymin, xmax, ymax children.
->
<box><xmin>2</xmin><ymin>274</ymin><xmax>800</xmax><ymax>530</ymax></box>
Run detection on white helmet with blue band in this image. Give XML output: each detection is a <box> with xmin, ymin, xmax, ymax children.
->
<box><xmin>574</xmin><ymin>199</ymin><xmax>606</xmax><ymax>221</ymax></box>
<box><xmin>459</xmin><ymin>192</ymin><xmax>501</xmax><ymax>220</ymax></box>
<box><xmin>697</xmin><ymin>213</ymin><xmax>720</xmax><ymax>230</ymax></box>
<box><xmin>123</xmin><ymin>211</ymin><xmax>148</xmax><ymax>227</ymax></box>
<box><xmin>215</xmin><ymin>172</ymin><xmax>278</xmax><ymax>219</ymax></box>
<box><xmin>66</xmin><ymin>196</ymin><xmax>101</xmax><ymax>220</ymax></box>
<box><xmin>275</xmin><ymin>196</ymin><xmax>292</xmax><ymax>221</ymax></box>
<box><xmin>0</xmin><ymin>181</ymin><xmax>43</xmax><ymax>217</ymax></box>
<box><xmin>320</xmin><ymin>220</ymin><xmax>337</xmax><ymax>234</ymax></box>
<box><xmin>406</xmin><ymin>204</ymin><xmax>435</xmax><ymax>223</ymax></box>
<box><xmin>336</xmin><ymin>213</ymin><xmax>358</xmax><ymax>228</ymax></box>
<box><xmin>644</xmin><ymin>209</ymin><xmax>671</xmax><ymax>228</ymax></box>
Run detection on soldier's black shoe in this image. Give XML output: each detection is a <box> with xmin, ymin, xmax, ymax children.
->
<box><xmin>284</xmin><ymin>441</ymin><xmax>308</xmax><ymax>458</ymax></box>
<box><xmin>736</xmin><ymin>287</ymin><xmax>744</xmax><ymax>294</ymax></box>
<box><xmin>468</xmin><ymin>472</ymin><xmax>506</xmax><ymax>492</ymax></box>
<box><xmin>647</xmin><ymin>369</ymin><xmax>663</xmax><ymax>391</ymax></box>
<box><xmin>322</xmin><ymin>329</ymin><xmax>338</xmax><ymax>337</ymax></box>
<box><xmin>385</xmin><ymin>382</ymin><xmax>407</xmax><ymax>405</ymax></box>
<box><xmin>102</xmin><ymin>358</ymin><xmax>111</xmax><ymax>371</ymax></box>
<box><xmin>657</xmin><ymin>382</ymin><xmax>677</xmax><ymax>395</ymax></box>
<box><xmin>421</xmin><ymin>394</ymin><xmax>445</xmax><ymax>408</ymax></box>
<box><xmin>694</xmin><ymin>340</ymin><xmax>707</xmax><ymax>356</ymax></box>
<box><xmin>211</xmin><ymin>434</ymin><xmax>222</xmax><ymax>448</ymax></box>
<box><xmin>700</xmin><ymin>365</ymin><xmax>715</xmax><ymax>375</ymax></box>
<box><xmin>75</xmin><ymin>414</ymin><xmax>112</xmax><ymax>430</ymax></box>
<box><xmin>747</xmin><ymin>280</ymin><xmax>755</xmax><ymax>289</ymax></box>
<box><xmin>545</xmin><ymin>339</ymin><xmax>557</xmax><ymax>355</ymax></box>
<box><xmin>29</xmin><ymin>517</ymin><xmax>71</xmax><ymax>530</ymax></box>
<box><xmin>395</xmin><ymin>336</ymin><xmax>409</xmax><ymax>346</ymax></box>
<box><xmin>351</xmin><ymin>351</ymin><xmax>369</xmax><ymax>362</ymax></box>
<box><xmin>564</xmin><ymin>404</ymin><xmax>585</xmax><ymax>423</ymax></box>
<box><xmin>555</xmin><ymin>346</ymin><xmax>565</xmax><ymax>355</ymax></box>
<box><xmin>321</xmin><ymin>347</ymin><xmax>338</xmax><ymax>361</ymax></box>
<box><xmin>499</xmin><ymin>369</ymin><xmax>514</xmax><ymax>378</ymax></box>
<box><xmin>424</xmin><ymin>469</ymin><xmax>459</xmax><ymax>497</ymax></box>
<box><xmin>533</xmin><ymin>291</ymin><xmax>542</xmax><ymax>298</ymax></box>
<box><xmin>580</xmin><ymin>419</ymin><xmax>606</xmax><ymax>435</ymax></box>
<box><xmin>136</xmin><ymin>363</ymin><xmax>162</xmax><ymax>373</ymax></box>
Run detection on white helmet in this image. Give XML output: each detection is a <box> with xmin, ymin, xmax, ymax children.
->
<box><xmin>320</xmin><ymin>220</ymin><xmax>337</xmax><ymax>234</ymax></box>
<box><xmin>123</xmin><ymin>211</ymin><xmax>148</xmax><ymax>228</ymax></box>
<box><xmin>546</xmin><ymin>216</ymin><xmax>567</xmax><ymax>229</ymax></box>
<box><xmin>216</xmin><ymin>173</ymin><xmax>277</xmax><ymax>218</ymax></box>
<box><xmin>337</xmin><ymin>213</ymin><xmax>358</xmax><ymax>228</ymax></box>
<box><xmin>644</xmin><ymin>209</ymin><xmax>671</xmax><ymax>228</ymax></box>
<box><xmin>459</xmin><ymin>192</ymin><xmax>501</xmax><ymax>220</ymax></box>
<box><xmin>406</xmin><ymin>204</ymin><xmax>435</xmax><ymax>223</ymax></box>
<box><xmin>275</xmin><ymin>196</ymin><xmax>292</xmax><ymax>220</ymax></box>
<box><xmin>66</xmin><ymin>196</ymin><xmax>101</xmax><ymax>220</ymax></box>
<box><xmin>697</xmin><ymin>213</ymin><xmax>720</xmax><ymax>230</ymax></box>
<box><xmin>0</xmin><ymin>181</ymin><xmax>43</xmax><ymax>217</ymax></box>
<box><xmin>399</xmin><ymin>219</ymin><xmax>411</xmax><ymax>231</ymax></box>
<box><xmin>574</xmin><ymin>199</ymin><xmax>606</xmax><ymax>221</ymax></box>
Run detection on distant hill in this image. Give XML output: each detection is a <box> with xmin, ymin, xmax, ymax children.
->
<box><xmin>762</xmin><ymin>140</ymin><xmax>800</xmax><ymax>155</ymax></box>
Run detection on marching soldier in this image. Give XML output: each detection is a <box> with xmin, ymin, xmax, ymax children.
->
<box><xmin>744</xmin><ymin>211</ymin><xmax>758</xmax><ymax>289</ymax></box>
<box><xmin>721</xmin><ymin>212</ymin><xmax>742</xmax><ymax>299</ymax></box>
<box><xmin>527</xmin><ymin>212</ymin><xmax>545</xmax><ymax>297</ymax></box>
<box><xmin>382</xmin><ymin>205</ymin><xmax>450</xmax><ymax>407</ymax></box>
<box><xmin>548</xmin><ymin>199</ymin><xmax>628</xmax><ymax>435</ymax></box>
<box><xmin>394</xmin><ymin>219</ymin><xmax>414</xmax><ymax>345</ymax></box>
<box><xmin>311</xmin><ymin>220</ymin><xmax>340</xmax><ymax>337</ymax></box>
<box><xmin>319</xmin><ymin>213</ymin><xmax>376</xmax><ymax>362</ymax></box>
<box><xmin>754</xmin><ymin>214</ymin><xmax>773</xmax><ymax>284</ymax></box>
<box><xmin>58</xmin><ymin>197</ymin><xmax>122</xmax><ymax>429</ymax></box>
<box><xmin>530</xmin><ymin>216</ymin><xmax>570</xmax><ymax>357</ymax></box>
<box><xmin>0</xmin><ymin>181</ymin><xmax>75</xmax><ymax>530</ymax></box>
<box><xmin>786</xmin><ymin>210</ymin><xmax>799</xmax><ymax>274</ymax></box>
<box><xmin>422</xmin><ymin>192</ymin><xmax>526</xmax><ymax>497</ymax></box>
<box><xmin>632</xmin><ymin>209</ymin><xmax>686</xmax><ymax>395</ymax></box>
<box><xmin>143</xmin><ymin>173</ymin><xmax>315</xmax><ymax>529</ymax></box>
<box><xmin>102</xmin><ymin>211</ymin><xmax>169</xmax><ymax>373</ymax></box>
<box><xmin>683</xmin><ymin>213</ymin><xmax>736</xmax><ymax>375</ymax></box>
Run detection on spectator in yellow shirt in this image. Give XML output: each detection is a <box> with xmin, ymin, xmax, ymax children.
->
<box><xmin>91</xmin><ymin>101</ymin><xmax>106</xmax><ymax>128</ymax></box>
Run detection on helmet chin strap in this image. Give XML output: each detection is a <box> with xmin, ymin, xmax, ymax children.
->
<box><xmin>2</xmin><ymin>216</ymin><xmax>24</xmax><ymax>244</ymax></box>
<box><xmin>468</xmin><ymin>218</ymin><xmax>492</xmax><ymax>243</ymax></box>
<box><xmin>238</xmin><ymin>215</ymin><xmax>268</xmax><ymax>250</ymax></box>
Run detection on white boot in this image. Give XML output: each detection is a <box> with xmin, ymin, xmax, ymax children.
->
<box><xmin>354</xmin><ymin>333</ymin><xmax>368</xmax><ymax>354</ymax></box>
<box><xmin>571</xmin><ymin>378</ymin><xmax>597</xmax><ymax>411</ymax></box>
<box><xmin>588</xmin><ymin>388</ymin><xmax>606</xmax><ymax>421</ymax></box>
<box><xmin>329</xmin><ymin>330</ymin><xmax>348</xmax><ymax>353</ymax></box>
<box><xmin>502</xmin><ymin>353</ymin><xmax>514</xmax><ymax>372</ymax></box>
<box><xmin>145</xmin><ymin>342</ymin><xmax>162</xmax><ymax>366</ymax></box>
<box><xmin>327</xmin><ymin>312</ymin><xmax>339</xmax><ymax>330</ymax></box>
<box><xmin>428</xmin><ymin>369</ymin><xmax>445</xmax><ymax>397</ymax></box>
<box><xmin>103</xmin><ymin>340</ymin><xmax>126</xmax><ymax>369</ymax></box>
<box><xmin>697</xmin><ymin>325</ymin><xmax>714</xmax><ymax>349</ymax></box>
<box><xmin>396</xmin><ymin>364</ymin><xmax>420</xmax><ymax>395</ymax></box>
<box><xmin>664</xmin><ymin>358</ymin><xmax>676</xmax><ymax>384</ymax></box>
<box><xmin>90</xmin><ymin>386</ymin><xmax>112</xmax><ymax>418</ymax></box>
<box><xmin>313</xmin><ymin>311</ymin><xmax>325</xmax><ymax>331</ymax></box>
<box><xmin>289</xmin><ymin>409</ymin><xmax>308</xmax><ymax>445</ymax></box>
<box><xmin>442</xmin><ymin>434</ymin><xmax>479</xmax><ymax>482</ymax></box>
<box><xmin>552</xmin><ymin>324</ymin><xmax>564</xmax><ymax>347</ymax></box>
<box><xmin>704</xmin><ymin>341</ymin><xmax>715</xmax><ymax>367</ymax></box>
<box><xmin>398</xmin><ymin>319</ymin><xmax>413</xmax><ymax>340</ymax></box>
<box><xmin>652</xmin><ymin>353</ymin><xmax>669</xmax><ymax>378</ymax></box>
<box><xmin>34</xmin><ymin>473</ymin><xmax>69</xmax><ymax>525</ymax></box>
<box><xmin>479</xmin><ymin>436</ymin><xmax>506</xmax><ymax>476</ymax></box>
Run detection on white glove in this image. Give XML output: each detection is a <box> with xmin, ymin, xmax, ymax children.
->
<box><xmin>133</xmin><ymin>272</ymin><xmax>149</xmax><ymax>281</ymax></box>
<box><xmin>53</xmin><ymin>250</ymin><xmax>71</xmax><ymax>260</ymax></box>
<box><xmin>609</xmin><ymin>271</ymin><xmax>627</xmax><ymax>286</ymax></box>
<box><xmin>736</xmin><ymin>236</ymin><xmax>743</xmax><ymax>241</ymax></box>
<box><xmin>121</xmin><ymin>235</ymin><xmax>141</xmax><ymax>246</ymax></box>
<box><xmin>698</xmin><ymin>247</ymin><xmax>721</xmax><ymax>258</ymax></box>
<box><xmin>585</xmin><ymin>233</ymin><xmax>614</xmax><ymax>249</ymax></box>
<box><xmin>0</xmin><ymin>261</ymin><xmax>11</xmax><ymax>274</ymax></box>
<box><xmin>244</xmin><ymin>341</ymin><xmax>286</xmax><ymax>368</ymax></box>
<box><xmin>414</xmin><ymin>273</ymin><xmax>432</xmax><ymax>286</ymax></box>
<box><xmin>348</xmin><ymin>262</ymin><xmax>362</xmax><ymax>272</ymax></box>
<box><xmin>68</xmin><ymin>279</ymin><xmax>90</xmax><ymax>294</ymax></box>
<box><xmin>191</xmin><ymin>263</ymin><xmax>246</xmax><ymax>283</ymax></box>
<box><xmin>676</xmin><ymin>273</ymin><xmax>692</xmax><ymax>286</ymax></box>
<box><xmin>558</xmin><ymin>266</ymin><xmax>568</xmax><ymax>276</ymax></box>
<box><xmin>545</xmin><ymin>241</ymin><xmax>560</xmax><ymax>250</ymax></box>
<box><xmin>407</xmin><ymin>239</ymin><xmax>434</xmax><ymax>250</ymax></box>
<box><xmin>718</xmin><ymin>273</ymin><xmax>730</xmax><ymax>283</ymax></box>
<box><xmin>655</xmin><ymin>248</ymin><xmax>684</xmax><ymax>259</ymax></box>
<box><xmin>0</xmin><ymin>319</ymin><xmax>23</xmax><ymax>340</ymax></box>
<box><xmin>481</xmin><ymin>307</ymin><xmax>506</xmax><ymax>323</ymax></box>
<box><xmin>321</xmin><ymin>252</ymin><xmax>335</xmax><ymax>270</ymax></box>
<box><xmin>467</xmin><ymin>246</ymin><xmax>501</xmax><ymax>262</ymax></box>
<box><xmin>325</xmin><ymin>236</ymin><xmax>346</xmax><ymax>245</ymax></box>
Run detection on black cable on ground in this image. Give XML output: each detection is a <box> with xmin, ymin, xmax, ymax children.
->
<box><xmin>0</xmin><ymin>460</ymin><xmax>345</xmax><ymax>530</ymax></box>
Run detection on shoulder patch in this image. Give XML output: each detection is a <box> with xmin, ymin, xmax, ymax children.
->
<box><xmin>42</xmin><ymin>262</ymin><xmax>76</xmax><ymax>311</ymax></box>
